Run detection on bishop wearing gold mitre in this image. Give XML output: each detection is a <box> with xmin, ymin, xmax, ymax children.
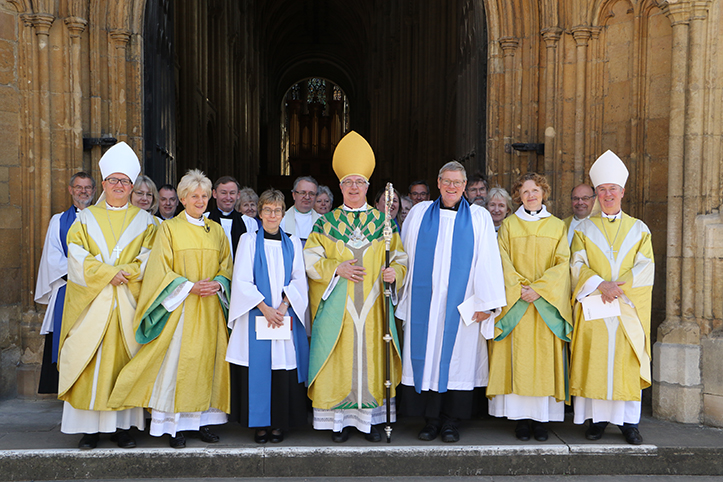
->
<box><xmin>304</xmin><ymin>131</ymin><xmax>408</xmax><ymax>443</ymax></box>
<box><xmin>569</xmin><ymin>150</ymin><xmax>654</xmax><ymax>445</ymax></box>
<box><xmin>58</xmin><ymin>142</ymin><xmax>156</xmax><ymax>449</ymax></box>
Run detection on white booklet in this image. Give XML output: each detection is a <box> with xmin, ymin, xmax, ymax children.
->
<box><xmin>255</xmin><ymin>316</ymin><xmax>291</xmax><ymax>340</ymax></box>
<box><xmin>457</xmin><ymin>297</ymin><xmax>495</xmax><ymax>339</ymax></box>
<box><xmin>581</xmin><ymin>295</ymin><xmax>621</xmax><ymax>321</ymax></box>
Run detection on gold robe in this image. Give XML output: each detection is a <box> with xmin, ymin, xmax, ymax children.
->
<box><xmin>487</xmin><ymin>213</ymin><xmax>572</xmax><ymax>402</ymax></box>
<box><xmin>569</xmin><ymin>213</ymin><xmax>654</xmax><ymax>402</ymax></box>
<box><xmin>108</xmin><ymin>214</ymin><xmax>233</xmax><ymax>414</ymax></box>
<box><xmin>304</xmin><ymin>206</ymin><xmax>407</xmax><ymax>410</ymax></box>
<box><xmin>58</xmin><ymin>204</ymin><xmax>156</xmax><ymax>410</ymax></box>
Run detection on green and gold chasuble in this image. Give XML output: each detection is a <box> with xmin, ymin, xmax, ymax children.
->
<box><xmin>304</xmin><ymin>205</ymin><xmax>407</xmax><ymax>410</ymax></box>
<box><xmin>487</xmin><ymin>214</ymin><xmax>573</xmax><ymax>403</ymax></box>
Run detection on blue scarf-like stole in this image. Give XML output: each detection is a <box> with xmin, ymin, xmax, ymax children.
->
<box><xmin>52</xmin><ymin>206</ymin><xmax>77</xmax><ymax>363</ymax></box>
<box><xmin>410</xmin><ymin>198</ymin><xmax>474</xmax><ymax>393</ymax></box>
<box><xmin>248</xmin><ymin>228</ymin><xmax>309</xmax><ymax>427</ymax></box>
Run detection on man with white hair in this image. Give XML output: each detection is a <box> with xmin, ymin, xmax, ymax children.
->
<box><xmin>58</xmin><ymin>142</ymin><xmax>156</xmax><ymax>449</ymax></box>
<box><xmin>36</xmin><ymin>172</ymin><xmax>96</xmax><ymax>394</ymax></box>
<box><xmin>569</xmin><ymin>150</ymin><xmax>654</xmax><ymax>445</ymax></box>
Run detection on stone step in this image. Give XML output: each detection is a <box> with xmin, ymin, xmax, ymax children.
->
<box><xmin>2</xmin><ymin>399</ymin><xmax>723</xmax><ymax>479</ymax></box>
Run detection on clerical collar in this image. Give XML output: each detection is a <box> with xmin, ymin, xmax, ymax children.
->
<box><xmin>294</xmin><ymin>207</ymin><xmax>313</xmax><ymax>216</ymax></box>
<box><xmin>573</xmin><ymin>215</ymin><xmax>589</xmax><ymax>221</ymax></box>
<box><xmin>342</xmin><ymin>203</ymin><xmax>369</xmax><ymax>212</ymax></box>
<box><xmin>263</xmin><ymin>229</ymin><xmax>282</xmax><ymax>240</ymax></box>
<box><xmin>218</xmin><ymin>209</ymin><xmax>234</xmax><ymax>217</ymax></box>
<box><xmin>601</xmin><ymin>211</ymin><xmax>622</xmax><ymax>222</ymax></box>
<box><xmin>106</xmin><ymin>202</ymin><xmax>128</xmax><ymax>211</ymax></box>
<box><xmin>524</xmin><ymin>207</ymin><xmax>541</xmax><ymax>216</ymax></box>
<box><xmin>514</xmin><ymin>204</ymin><xmax>551</xmax><ymax>221</ymax></box>
<box><xmin>185</xmin><ymin>211</ymin><xmax>205</xmax><ymax>226</ymax></box>
<box><xmin>440</xmin><ymin>199</ymin><xmax>462</xmax><ymax>211</ymax></box>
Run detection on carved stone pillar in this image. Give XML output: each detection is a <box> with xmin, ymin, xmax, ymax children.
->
<box><xmin>571</xmin><ymin>27</ymin><xmax>592</xmax><ymax>186</ymax></box>
<box><xmin>65</xmin><ymin>16</ymin><xmax>87</xmax><ymax>171</ymax></box>
<box><xmin>541</xmin><ymin>28</ymin><xmax>562</xmax><ymax>182</ymax></box>
<box><xmin>499</xmin><ymin>37</ymin><xmax>518</xmax><ymax>189</ymax></box>
<box><xmin>29</xmin><ymin>13</ymin><xmax>54</xmax><ymax>253</ymax></box>
<box><xmin>109</xmin><ymin>29</ymin><xmax>131</xmax><ymax>143</ymax></box>
<box><xmin>654</xmin><ymin>0</ymin><xmax>701</xmax><ymax>425</ymax></box>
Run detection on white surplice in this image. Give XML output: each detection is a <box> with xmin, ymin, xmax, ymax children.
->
<box><xmin>35</xmin><ymin>212</ymin><xmax>71</xmax><ymax>334</ymax></box>
<box><xmin>397</xmin><ymin>201</ymin><xmax>506</xmax><ymax>392</ymax></box>
<box><xmin>226</xmin><ymin>231</ymin><xmax>309</xmax><ymax>368</ymax></box>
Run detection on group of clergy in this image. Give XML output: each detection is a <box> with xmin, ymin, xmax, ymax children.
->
<box><xmin>35</xmin><ymin>131</ymin><xmax>653</xmax><ymax>450</ymax></box>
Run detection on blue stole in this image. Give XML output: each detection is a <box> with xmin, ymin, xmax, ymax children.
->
<box><xmin>52</xmin><ymin>206</ymin><xmax>77</xmax><ymax>363</ymax></box>
<box><xmin>410</xmin><ymin>198</ymin><xmax>474</xmax><ymax>393</ymax></box>
<box><xmin>248</xmin><ymin>228</ymin><xmax>309</xmax><ymax>427</ymax></box>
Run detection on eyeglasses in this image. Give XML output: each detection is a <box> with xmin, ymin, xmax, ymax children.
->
<box><xmin>293</xmin><ymin>190</ymin><xmax>317</xmax><ymax>198</ymax></box>
<box><xmin>72</xmin><ymin>185</ymin><xmax>94</xmax><ymax>192</ymax></box>
<box><xmin>410</xmin><ymin>191</ymin><xmax>428</xmax><ymax>197</ymax></box>
<box><xmin>105</xmin><ymin>177</ymin><xmax>132</xmax><ymax>186</ymax></box>
<box><xmin>341</xmin><ymin>179</ymin><xmax>368</xmax><ymax>188</ymax></box>
<box><xmin>572</xmin><ymin>196</ymin><xmax>595</xmax><ymax>202</ymax></box>
<box><xmin>261</xmin><ymin>207</ymin><xmax>284</xmax><ymax>216</ymax></box>
<box><xmin>439</xmin><ymin>178</ymin><xmax>465</xmax><ymax>188</ymax></box>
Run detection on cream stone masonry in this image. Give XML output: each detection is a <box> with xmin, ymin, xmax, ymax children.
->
<box><xmin>0</xmin><ymin>0</ymin><xmax>721</xmax><ymax>427</ymax></box>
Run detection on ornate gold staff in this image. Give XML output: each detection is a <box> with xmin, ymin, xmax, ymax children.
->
<box><xmin>383</xmin><ymin>182</ymin><xmax>394</xmax><ymax>443</ymax></box>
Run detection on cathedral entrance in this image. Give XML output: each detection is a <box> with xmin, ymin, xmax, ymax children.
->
<box><xmin>141</xmin><ymin>0</ymin><xmax>489</xmax><ymax>200</ymax></box>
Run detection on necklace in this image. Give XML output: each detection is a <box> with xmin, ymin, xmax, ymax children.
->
<box><xmin>600</xmin><ymin>213</ymin><xmax>622</xmax><ymax>260</ymax></box>
<box><xmin>107</xmin><ymin>205</ymin><xmax>129</xmax><ymax>260</ymax></box>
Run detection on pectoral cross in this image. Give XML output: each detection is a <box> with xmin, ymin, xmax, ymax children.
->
<box><xmin>608</xmin><ymin>246</ymin><xmax>618</xmax><ymax>261</ymax></box>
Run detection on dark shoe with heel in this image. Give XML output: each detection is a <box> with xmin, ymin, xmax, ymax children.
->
<box><xmin>440</xmin><ymin>424</ymin><xmax>460</xmax><ymax>443</ymax></box>
<box><xmin>254</xmin><ymin>429</ymin><xmax>269</xmax><ymax>444</ymax></box>
<box><xmin>531</xmin><ymin>421</ymin><xmax>548</xmax><ymax>442</ymax></box>
<box><xmin>78</xmin><ymin>433</ymin><xmax>99</xmax><ymax>450</ymax></box>
<box><xmin>364</xmin><ymin>426</ymin><xmax>381</xmax><ymax>442</ymax></box>
<box><xmin>110</xmin><ymin>430</ymin><xmax>136</xmax><ymax>448</ymax></box>
<box><xmin>585</xmin><ymin>423</ymin><xmax>605</xmax><ymax>441</ymax></box>
<box><xmin>270</xmin><ymin>429</ymin><xmax>284</xmax><ymax>443</ymax></box>
<box><xmin>418</xmin><ymin>423</ymin><xmax>441</xmax><ymax>441</ymax></box>
<box><xmin>515</xmin><ymin>420</ymin><xmax>531</xmax><ymax>441</ymax></box>
<box><xmin>169</xmin><ymin>432</ymin><xmax>186</xmax><ymax>448</ymax></box>
<box><xmin>198</xmin><ymin>426</ymin><xmax>219</xmax><ymax>443</ymax></box>
<box><xmin>331</xmin><ymin>427</ymin><xmax>350</xmax><ymax>443</ymax></box>
<box><xmin>623</xmin><ymin>427</ymin><xmax>643</xmax><ymax>445</ymax></box>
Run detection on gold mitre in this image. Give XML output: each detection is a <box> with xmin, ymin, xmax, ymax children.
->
<box><xmin>332</xmin><ymin>131</ymin><xmax>375</xmax><ymax>182</ymax></box>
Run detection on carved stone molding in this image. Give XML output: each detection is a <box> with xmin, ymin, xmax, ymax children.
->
<box><xmin>110</xmin><ymin>29</ymin><xmax>132</xmax><ymax>49</ymax></box>
<box><xmin>571</xmin><ymin>26</ymin><xmax>592</xmax><ymax>46</ymax></box>
<box><xmin>659</xmin><ymin>1</ymin><xmax>693</xmax><ymax>26</ymax></box>
<box><xmin>541</xmin><ymin>27</ymin><xmax>563</xmax><ymax>47</ymax></box>
<box><xmin>499</xmin><ymin>37</ymin><xmax>519</xmax><ymax>56</ymax></box>
<box><xmin>29</xmin><ymin>13</ymin><xmax>54</xmax><ymax>36</ymax></box>
<box><xmin>65</xmin><ymin>16</ymin><xmax>88</xmax><ymax>38</ymax></box>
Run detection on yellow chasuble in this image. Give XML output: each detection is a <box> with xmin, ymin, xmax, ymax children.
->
<box><xmin>569</xmin><ymin>213</ymin><xmax>654</xmax><ymax>402</ymax></box>
<box><xmin>304</xmin><ymin>206</ymin><xmax>407</xmax><ymax>410</ymax></box>
<box><xmin>487</xmin><ymin>214</ymin><xmax>572</xmax><ymax>402</ymax></box>
<box><xmin>108</xmin><ymin>214</ymin><xmax>233</xmax><ymax>414</ymax></box>
<box><xmin>58</xmin><ymin>204</ymin><xmax>156</xmax><ymax>410</ymax></box>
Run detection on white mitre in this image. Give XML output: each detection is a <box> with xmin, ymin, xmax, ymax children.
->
<box><xmin>589</xmin><ymin>150</ymin><xmax>628</xmax><ymax>189</ymax></box>
<box><xmin>99</xmin><ymin>141</ymin><xmax>141</xmax><ymax>183</ymax></box>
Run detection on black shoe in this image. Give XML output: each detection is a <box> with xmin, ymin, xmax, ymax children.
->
<box><xmin>623</xmin><ymin>427</ymin><xmax>643</xmax><ymax>445</ymax></box>
<box><xmin>169</xmin><ymin>432</ymin><xmax>186</xmax><ymax>448</ymax></box>
<box><xmin>531</xmin><ymin>421</ymin><xmax>548</xmax><ymax>442</ymax></box>
<box><xmin>515</xmin><ymin>420</ymin><xmax>531</xmax><ymax>441</ymax></box>
<box><xmin>78</xmin><ymin>433</ymin><xmax>99</xmax><ymax>450</ymax></box>
<box><xmin>364</xmin><ymin>426</ymin><xmax>381</xmax><ymax>443</ymax></box>
<box><xmin>418</xmin><ymin>423</ymin><xmax>441</xmax><ymax>441</ymax></box>
<box><xmin>440</xmin><ymin>424</ymin><xmax>460</xmax><ymax>443</ymax></box>
<box><xmin>110</xmin><ymin>430</ymin><xmax>136</xmax><ymax>448</ymax></box>
<box><xmin>331</xmin><ymin>427</ymin><xmax>351</xmax><ymax>443</ymax></box>
<box><xmin>254</xmin><ymin>428</ymin><xmax>269</xmax><ymax>444</ymax></box>
<box><xmin>270</xmin><ymin>429</ymin><xmax>284</xmax><ymax>443</ymax></box>
<box><xmin>198</xmin><ymin>426</ymin><xmax>219</xmax><ymax>443</ymax></box>
<box><xmin>585</xmin><ymin>423</ymin><xmax>606</xmax><ymax>441</ymax></box>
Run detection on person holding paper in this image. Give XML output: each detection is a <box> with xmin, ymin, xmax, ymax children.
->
<box><xmin>486</xmin><ymin>172</ymin><xmax>572</xmax><ymax>442</ymax></box>
<box><xmin>226</xmin><ymin>189</ymin><xmax>310</xmax><ymax>444</ymax></box>
<box><xmin>108</xmin><ymin>169</ymin><xmax>233</xmax><ymax>448</ymax></box>
<box><xmin>304</xmin><ymin>131</ymin><xmax>408</xmax><ymax>443</ymax></box>
<box><xmin>569</xmin><ymin>150</ymin><xmax>654</xmax><ymax>445</ymax></box>
<box><xmin>397</xmin><ymin>161</ymin><xmax>506</xmax><ymax>443</ymax></box>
